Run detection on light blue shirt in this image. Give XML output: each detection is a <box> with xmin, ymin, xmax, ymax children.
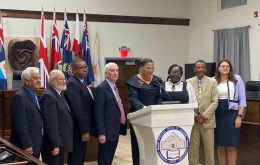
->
<box><xmin>106</xmin><ymin>79</ymin><xmax>117</xmax><ymax>100</ymax></box>
<box><xmin>23</xmin><ymin>86</ymin><xmax>40</xmax><ymax>110</ymax></box>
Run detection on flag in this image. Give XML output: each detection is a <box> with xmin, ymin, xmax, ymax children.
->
<box><xmin>93</xmin><ymin>32</ymin><xmax>101</xmax><ymax>87</ymax></box>
<box><xmin>73</xmin><ymin>12</ymin><xmax>82</xmax><ymax>58</ymax></box>
<box><xmin>39</xmin><ymin>10</ymin><xmax>49</xmax><ymax>88</ymax></box>
<box><xmin>0</xmin><ymin>10</ymin><xmax>7</xmax><ymax>90</ymax></box>
<box><xmin>61</xmin><ymin>11</ymin><xmax>73</xmax><ymax>78</ymax></box>
<box><xmin>50</xmin><ymin>9</ymin><xmax>62</xmax><ymax>70</ymax></box>
<box><xmin>82</xmin><ymin>12</ymin><xmax>94</xmax><ymax>85</ymax></box>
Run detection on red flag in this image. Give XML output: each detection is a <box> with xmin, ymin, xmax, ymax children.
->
<box><xmin>39</xmin><ymin>10</ymin><xmax>49</xmax><ymax>88</ymax></box>
<box><xmin>50</xmin><ymin>10</ymin><xmax>62</xmax><ymax>70</ymax></box>
<box><xmin>72</xmin><ymin>12</ymin><xmax>82</xmax><ymax>58</ymax></box>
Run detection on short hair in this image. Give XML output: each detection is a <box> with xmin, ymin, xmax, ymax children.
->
<box><xmin>104</xmin><ymin>62</ymin><xmax>118</xmax><ymax>73</ymax></box>
<box><xmin>140</xmin><ymin>58</ymin><xmax>153</xmax><ymax>67</ymax></box>
<box><xmin>49</xmin><ymin>70</ymin><xmax>63</xmax><ymax>82</ymax></box>
<box><xmin>194</xmin><ymin>60</ymin><xmax>207</xmax><ymax>68</ymax></box>
<box><xmin>21</xmin><ymin>67</ymin><xmax>39</xmax><ymax>84</ymax></box>
<box><xmin>70</xmin><ymin>58</ymin><xmax>86</xmax><ymax>69</ymax></box>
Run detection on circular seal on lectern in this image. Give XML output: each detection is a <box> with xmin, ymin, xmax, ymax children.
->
<box><xmin>156</xmin><ymin>126</ymin><xmax>189</xmax><ymax>164</ymax></box>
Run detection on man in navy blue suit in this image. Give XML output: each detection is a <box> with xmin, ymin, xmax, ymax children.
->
<box><xmin>64</xmin><ymin>59</ymin><xmax>95</xmax><ymax>165</ymax></box>
<box><xmin>95</xmin><ymin>62</ymin><xmax>127</xmax><ymax>165</ymax></box>
<box><xmin>11</xmin><ymin>67</ymin><xmax>42</xmax><ymax>158</ymax></box>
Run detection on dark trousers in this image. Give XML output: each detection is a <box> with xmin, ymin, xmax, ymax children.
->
<box><xmin>41</xmin><ymin>151</ymin><xmax>64</xmax><ymax>165</ymax></box>
<box><xmin>130</xmin><ymin>124</ymin><xmax>140</xmax><ymax>165</ymax></box>
<box><xmin>67</xmin><ymin>136</ymin><xmax>87</xmax><ymax>165</ymax></box>
<box><xmin>98</xmin><ymin>140</ymin><xmax>119</xmax><ymax>165</ymax></box>
<box><xmin>33</xmin><ymin>153</ymin><xmax>40</xmax><ymax>159</ymax></box>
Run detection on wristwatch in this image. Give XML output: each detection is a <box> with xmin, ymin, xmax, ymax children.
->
<box><xmin>237</xmin><ymin>114</ymin><xmax>244</xmax><ymax>118</ymax></box>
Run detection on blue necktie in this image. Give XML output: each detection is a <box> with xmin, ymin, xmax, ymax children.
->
<box><xmin>33</xmin><ymin>93</ymin><xmax>40</xmax><ymax>110</ymax></box>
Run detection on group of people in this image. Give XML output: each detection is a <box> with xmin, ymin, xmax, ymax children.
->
<box><xmin>10</xmin><ymin>57</ymin><xmax>246</xmax><ymax>165</ymax></box>
<box><xmin>127</xmin><ymin>58</ymin><xmax>246</xmax><ymax>165</ymax></box>
<box><xmin>10</xmin><ymin>58</ymin><xmax>127</xmax><ymax>165</ymax></box>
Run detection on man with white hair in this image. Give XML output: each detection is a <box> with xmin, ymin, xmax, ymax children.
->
<box><xmin>10</xmin><ymin>67</ymin><xmax>43</xmax><ymax>158</ymax></box>
<box><xmin>40</xmin><ymin>70</ymin><xmax>73</xmax><ymax>165</ymax></box>
<box><xmin>95</xmin><ymin>62</ymin><xmax>127</xmax><ymax>165</ymax></box>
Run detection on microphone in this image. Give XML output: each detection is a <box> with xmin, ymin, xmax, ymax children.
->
<box><xmin>153</xmin><ymin>79</ymin><xmax>172</xmax><ymax>102</ymax></box>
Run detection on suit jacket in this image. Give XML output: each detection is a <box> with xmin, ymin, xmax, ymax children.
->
<box><xmin>11</xmin><ymin>86</ymin><xmax>43</xmax><ymax>155</ymax></box>
<box><xmin>64</xmin><ymin>75</ymin><xmax>94</xmax><ymax>137</ymax></box>
<box><xmin>40</xmin><ymin>86</ymin><xmax>73</xmax><ymax>153</ymax></box>
<box><xmin>94</xmin><ymin>80</ymin><xmax>127</xmax><ymax>141</ymax></box>
<box><xmin>187</xmin><ymin>76</ymin><xmax>218</xmax><ymax>128</ymax></box>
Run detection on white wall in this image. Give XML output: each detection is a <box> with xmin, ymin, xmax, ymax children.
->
<box><xmin>0</xmin><ymin>0</ymin><xmax>189</xmax><ymax>87</ymax></box>
<box><xmin>0</xmin><ymin>0</ymin><xmax>189</xmax><ymax>18</ymax></box>
<box><xmin>189</xmin><ymin>0</ymin><xmax>260</xmax><ymax>80</ymax></box>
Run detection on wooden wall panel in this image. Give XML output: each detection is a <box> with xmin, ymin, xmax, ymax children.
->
<box><xmin>1</xmin><ymin>9</ymin><xmax>190</xmax><ymax>26</ymax></box>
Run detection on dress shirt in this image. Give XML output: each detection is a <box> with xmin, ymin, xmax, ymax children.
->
<box><xmin>106</xmin><ymin>79</ymin><xmax>118</xmax><ymax>100</ymax></box>
<box><xmin>24</xmin><ymin>86</ymin><xmax>40</xmax><ymax>110</ymax></box>
<box><xmin>165</xmin><ymin>81</ymin><xmax>197</xmax><ymax>103</ymax></box>
<box><xmin>78</xmin><ymin>78</ymin><xmax>94</xmax><ymax>99</ymax></box>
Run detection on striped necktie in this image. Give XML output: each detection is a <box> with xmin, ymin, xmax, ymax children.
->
<box><xmin>197</xmin><ymin>80</ymin><xmax>203</xmax><ymax>102</ymax></box>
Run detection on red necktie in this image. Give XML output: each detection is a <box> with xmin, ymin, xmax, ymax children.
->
<box><xmin>114</xmin><ymin>86</ymin><xmax>126</xmax><ymax>124</ymax></box>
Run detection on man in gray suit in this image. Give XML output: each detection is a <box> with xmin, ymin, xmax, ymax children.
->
<box><xmin>187</xmin><ymin>60</ymin><xmax>218</xmax><ymax>165</ymax></box>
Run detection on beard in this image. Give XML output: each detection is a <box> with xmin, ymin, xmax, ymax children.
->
<box><xmin>56</xmin><ymin>85</ymin><xmax>67</xmax><ymax>91</ymax></box>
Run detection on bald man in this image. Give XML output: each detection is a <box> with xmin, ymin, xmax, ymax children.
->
<box><xmin>40</xmin><ymin>70</ymin><xmax>73</xmax><ymax>165</ymax></box>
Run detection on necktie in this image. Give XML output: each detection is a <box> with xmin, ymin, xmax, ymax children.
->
<box><xmin>60</xmin><ymin>93</ymin><xmax>70</xmax><ymax>112</ymax></box>
<box><xmin>83</xmin><ymin>81</ymin><xmax>94</xmax><ymax>99</ymax></box>
<box><xmin>197</xmin><ymin>80</ymin><xmax>203</xmax><ymax>102</ymax></box>
<box><xmin>114</xmin><ymin>86</ymin><xmax>126</xmax><ymax>124</ymax></box>
<box><xmin>172</xmin><ymin>85</ymin><xmax>175</xmax><ymax>91</ymax></box>
<box><xmin>32</xmin><ymin>93</ymin><xmax>40</xmax><ymax>110</ymax></box>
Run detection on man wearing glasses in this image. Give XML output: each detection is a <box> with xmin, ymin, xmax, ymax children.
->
<box><xmin>64</xmin><ymin>58</ymin><xmax>94</xmax><ymax>165</ymax></box>
<box><xmin>40</xmin><ymin>70</ymin><xmax>73</xmax><ymax>165</ymax></box>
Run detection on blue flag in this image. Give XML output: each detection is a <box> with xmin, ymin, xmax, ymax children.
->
<box><xmin>60</xmin><ymin>12</ymin><xmax>72</xmax><ymax>79</ymax></box>
<box><xmin>82</xmin><ymin>13</ymin><xmax>94</xmax><ymax>85</ymax></box>
<box><xmin>0</xmin><ymin>11</ymin><xmax>7</xmax><ymax>90</ymax></box>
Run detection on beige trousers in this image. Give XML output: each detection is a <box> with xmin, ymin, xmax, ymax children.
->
<box><xmin>188</xmin><ymin>124</ymin><xmax>215</xmax><ymax>165</ymax></box>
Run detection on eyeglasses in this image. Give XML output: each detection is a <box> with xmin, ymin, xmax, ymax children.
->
<box><xmin>170</xmin><ymin>71</ymin><xmax>182</xmax><ymax>75</ymax></box>
<box><xmin>75</xmin><ymin>65</ymin><xmax>88</xmax><ymax>70</ymax></box>
<box><xmin>57</xmin><ymin>78</ymin><xmax>67</xmax><ymax>81</ymax></box>
<box><xmin>219</xmin><ymin>65</ymin><xmax>230</xmax><ymax>68</ymax></box>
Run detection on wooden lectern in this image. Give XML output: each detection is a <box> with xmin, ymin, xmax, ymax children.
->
<box><xmin>0</xmin><ymin>90</ymin><xmax>98</xmax><ymax>163</ymax></box>
<box><xmin>0</xmin><ymin>137</ymin><xmax>46</xmax><ymax>165</ymax></box>
<box><xmin>128</xmin><ymin>103</ymin><xmax>197</xmax><ymax>165</ymax></box>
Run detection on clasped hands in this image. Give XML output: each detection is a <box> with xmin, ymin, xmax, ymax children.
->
<box><xmin>82</xmin><ymin>133</ymin><xmax>90</xmax><ymax>142</ymax></box>
<box><xmin>195</xmin><ymin>114</ymin><xmax>205</xmax><ymax>124</ymax></box>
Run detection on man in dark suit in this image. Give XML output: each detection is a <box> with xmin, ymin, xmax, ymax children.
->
<box><xmin>40</xmin><ymin>70</ymin><xmax>73</xmax><ymax>165</ymax></box>
<box><xmin>11</xmin><ymin>67</ymin><xmax>42</xmax><ymax>158</ymax></box>
<box><xmin>64</xmin><ymin>58</ymin><xmax>94</xmax><ymax>165</ymax></box>
<box><xmin>95</xmin><ymin>62</ymin><xmax>127</xmax><ymax>165</ymax></box>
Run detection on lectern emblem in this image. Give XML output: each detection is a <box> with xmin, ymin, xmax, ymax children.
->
<box><xmin>157</xmin><ymin>126</ymin><xmax>189</xmax><ymax>164</ymax></box>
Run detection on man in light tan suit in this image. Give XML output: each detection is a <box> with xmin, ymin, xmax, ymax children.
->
<box><xmin>187</xmin><ymin>60</ymin><xmax>218</xmax><ymax>165</ymax></box>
